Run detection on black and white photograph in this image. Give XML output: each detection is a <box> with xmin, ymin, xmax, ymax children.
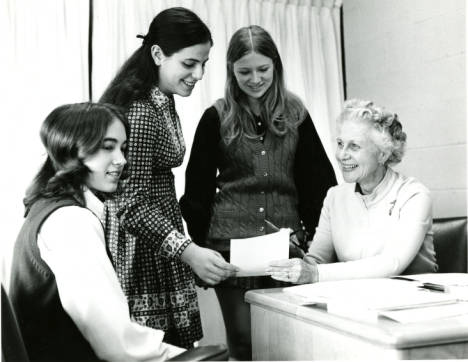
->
<box><xmin>1</xmin><ymin>0</ymin><xmax>466</xmax><ymax>361</ymax></box>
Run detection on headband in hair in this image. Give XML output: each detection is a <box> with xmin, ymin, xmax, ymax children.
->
<box><xmin>136</xmin><ymin>34</ymin><xmax>148</xmax><ymax>46</ymax></box>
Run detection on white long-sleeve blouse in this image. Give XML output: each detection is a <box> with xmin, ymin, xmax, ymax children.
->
<box><xmin>37</xmin><ymin>189</ymin><xmax>184</xmax><ymax>362</ymax></box>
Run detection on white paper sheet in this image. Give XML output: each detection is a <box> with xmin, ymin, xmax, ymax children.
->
<box><xmin>230</xmin><ymin>229</ymin><xmax>289</xmax><ymax>277</ymax></box>
<box><xmin>284</xmin><ymin>279</ymin><xmax>458</xmax><ymax>308</ymax></box>
<box><xmin>404</xmin><ymin>273</ymin><xmax>468</xmax><ymax>286</ymax></box>
<box><xmin>402</xmin><ymin>273</ymin><xmax>468</xmax><ymax>300</ymax></box>
<box><xmin>284</xmin><ymin>277</ymin><xmax>462</xmax><ymax>322</ymax></box>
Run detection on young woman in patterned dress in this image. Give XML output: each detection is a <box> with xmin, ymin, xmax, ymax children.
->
<box><xmin>100</xmin><ymin>7</ymin><xmax>238</xmax><ymax>349</ymax></box>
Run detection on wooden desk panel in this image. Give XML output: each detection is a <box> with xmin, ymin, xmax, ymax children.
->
<box><xmin>246</xmin><ymin>288</ymin><xmax>468</xmax><ymax>360</ymax></box>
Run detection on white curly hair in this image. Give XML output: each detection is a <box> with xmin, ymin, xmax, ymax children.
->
<box><xmin>337</xmin><ymin>99</ymin><xmax>407</xmax><ymax>166</ymax></box>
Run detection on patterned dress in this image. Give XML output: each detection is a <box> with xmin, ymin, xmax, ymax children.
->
<box><xmin>104</xmin><ymin>86</ymin><xmax>202</xmax><ymax>348</ymax></box>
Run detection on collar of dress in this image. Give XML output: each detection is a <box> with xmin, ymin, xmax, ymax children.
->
<box><xmin>149</xmin><ymin>86</ymin><xmax>173</xmax><ymax>111</ymax></box>
<box><xmin>354</xmin><ymin>167</ymin><xmax>397</xmax><ymax>208</ymax></box>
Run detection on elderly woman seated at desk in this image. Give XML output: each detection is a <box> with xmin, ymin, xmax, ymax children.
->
<box><xmin>267</xmin><ymin>99</ymin><xmax>438</xmax><ymax>284</ymax></box>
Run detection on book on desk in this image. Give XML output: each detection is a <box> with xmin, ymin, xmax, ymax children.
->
<box><xmin>283</xmin><ymin>273</ymin><xmax>468</xmax><ymax>323</ymax></box>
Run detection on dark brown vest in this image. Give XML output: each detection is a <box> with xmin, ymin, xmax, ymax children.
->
<box><xmin>207</xmin><ymin>128</ymin><xmax>301</xmax><ymax>250</ymax></box>
<box><xmin>9</xmin><ymin>198</ymin><xmax>101</xmax><ymax>362</ymax></box>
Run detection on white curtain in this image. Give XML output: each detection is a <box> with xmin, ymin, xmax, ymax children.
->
<box><xmin>92</xmin><ymin>0</ymin><xmax>344</xmax><ymax>196</ymax></box>
<box><xmin>1</xmin><ymin>0</ymin><xmax>343</xmax><ymax>288</ymax></box>
<box><xmin>0</xmin><ymin>0</ymin><xmax>90</xmax><ymax>287</ymax></box>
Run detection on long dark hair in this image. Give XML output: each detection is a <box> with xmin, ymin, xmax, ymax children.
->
<box><xmin>100</xmin><ymin>7</ymin><xmax>212</xmax><ymax>107</ymax></box>
<box><xmin>24</xmin><ymin>102</ymin><xmax>128</xmax><ymax>214</ymax></box>
<box><xmin>216</xmin><ymin>25</ymin><xmax>305</xmax><ymax>145</ymax></box>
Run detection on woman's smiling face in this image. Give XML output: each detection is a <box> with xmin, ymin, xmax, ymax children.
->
<box><xmin>233</xmin><ymin>51</ymin><xmax>274</xmax><ymax>100</ymax></box>
<box><xmin>83</xmin><ymin>118</ymin><xmax>127</xmax><ymax>193</ymax></box>
<box><xmin>155</xmin><ymin>41</ymin><xmax>212</xmax><ymax>97</ymax></box>
<box><xmin>335</xmin><ymin>120</ymin><xmax>386</xmax><ymax>192</ymax></box>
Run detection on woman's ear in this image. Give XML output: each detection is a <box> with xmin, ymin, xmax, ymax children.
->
<box><xmin>378</xmin><ymin>150</ymin><xmax>390</xmax><ymax>165</ymax></box>
<box><xmin>150</xmin><ymin>44</ymin><xmax>165</xmax><ymax>66</ymax></box>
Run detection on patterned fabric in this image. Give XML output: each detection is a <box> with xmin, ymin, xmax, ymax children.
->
<box><xmin>104</xmin><ymin>86</ymin><xmax>202</xmax><ymax>348</ymax></box>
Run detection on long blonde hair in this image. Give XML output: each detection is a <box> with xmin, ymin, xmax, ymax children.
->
<box><xmin>217</xmin><ymin>25</ymin><xmax>305</xmax><ymax>145</ymax></box>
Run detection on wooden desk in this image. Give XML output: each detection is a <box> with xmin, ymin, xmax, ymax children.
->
<box><xmin>245</xmin><ymin>288</ymin><xmax>468</xmax><ymax>360</ymax></box>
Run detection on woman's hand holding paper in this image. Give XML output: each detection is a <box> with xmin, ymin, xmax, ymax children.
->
<box><xmin>267</xmin><ymin>258</ymin><xmax>319</xmax><ymax>284</ymax></box>
<box><xmin>181</xmin><ymin>243</ymin><xmax>239</xmax><ymax>285</ymax></box>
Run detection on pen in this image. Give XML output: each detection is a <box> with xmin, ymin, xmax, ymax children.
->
<box><xmin>391</xmin><ymin>277</ymin><xmax>449</xmax><ymax>293</ymax></box>
<box><xmin>391</xmin><ymin>276</ymin><xmax>418</xmax><ymax>282</ymax></box>
<box><xmin>419</xmin><ymin>282</ymin><xmax>447</xmax><ymax>293</ymax></box>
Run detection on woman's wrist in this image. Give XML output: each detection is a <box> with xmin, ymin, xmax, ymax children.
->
<box><xmin>180</xmin><ymin>242</ymin><xmax>198</xmax><ymax>266</ymax></box>
<box><xmin>162</xmin><ymin>230</ymin><xmax>192</xmax><ymax>259</ymax></box>
<box><xmin>310</xmin><ymin>263</ymin><xmax>319</xmax><ymax>283</ymax></box>
<box><xmin>299</xmin><ymin>259</ymin><xmax>319</xmax><ymax>284</ymax></box>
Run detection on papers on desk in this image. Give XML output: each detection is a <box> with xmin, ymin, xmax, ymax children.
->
<box><xmin>405</xmin><ymin>273</ymin><xmax>468</xmax><ymax>286</ymax></box>
<box><xmin>284</xmin><ymin>276</ymin><xmax>467</xmax><ymax>323</ymax></box>
<box><xmin>230</xmin><ymin>229</ymin><xmax>289</xmax><ymax>277</ymax></box>
<box><xmin>403</xmin><ymin>273</ymin><xmax>468</xmax><ymax>300</ymax></box>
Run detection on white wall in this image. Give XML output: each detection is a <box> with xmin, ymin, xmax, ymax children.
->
<box><xmin>342</xmin><ymin>0</ymin><xmax>466</xmax><ymax>217</ymax></box>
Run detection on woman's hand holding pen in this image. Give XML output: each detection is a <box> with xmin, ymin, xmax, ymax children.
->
<box><xmin>181</xmin><ymin>243</ymin><xmax>239</xmax><ymax>285</ymax></box>
<box><xmin>267</xmin><ymin>258</ymin><xmax>319</xmax><ymax>284</ymax></box>
<box><xmin>289</xmin><ymin>234</ymin><xmax>305</xmax><ymax>258</ymax></box>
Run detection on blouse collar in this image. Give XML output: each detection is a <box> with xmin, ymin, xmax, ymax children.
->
<box><xmin>83</xmin><ymin>188</ymin><xmax>105</xmax><ymax>221</ymax></box>
<box><xmin>149</xmin><ymin>85</ymin><xmax>172</xmax><ymax>109</ymax></box>
<box><xmin>354</xmin><ymin>167</ymin><xmax>396</xmax><ymax>207</ymax></box>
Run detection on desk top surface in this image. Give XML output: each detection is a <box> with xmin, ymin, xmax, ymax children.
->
<box><xmin>245</xmin><ymin>288</ymin><xmax>468</xmax><ymax>349</ymax></box>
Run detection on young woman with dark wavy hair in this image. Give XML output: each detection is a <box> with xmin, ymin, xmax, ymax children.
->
<box><xmin>10</xmin><ymin>102</ymin><xmax>185</xmax><ymax>361</ymax></box>
<box><xmin>180</xmin><ymin>25</ymin><xmax>337</xmax><ymax>360</ymax></box>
